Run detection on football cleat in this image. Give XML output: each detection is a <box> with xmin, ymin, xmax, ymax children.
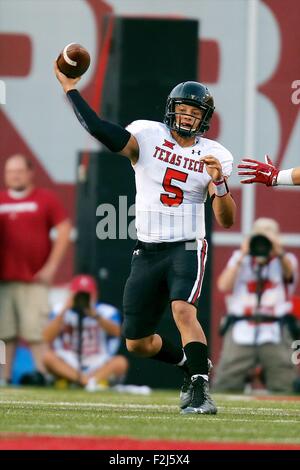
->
<box><xmin>181</xmin><ymin>375</ymin><xmax>217</xmax><ymax>415</ymax></box>
<box><xmin>179</xmin><ymin>358</ymin><xmax>213</xmax><ymax>409</ymax></box>
<box><xmin>179</xmin><ymin>368</ymin><xmax>193</xmax><ymax>410</ymax></box>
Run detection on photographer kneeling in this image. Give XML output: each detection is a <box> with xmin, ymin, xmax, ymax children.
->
<box><xmin>43</xmin><ymin>275</ymin><xmax>128</xmax><ymax>390</ymax></box>
<box><xmin>213</xmin><ymin>218</ymin><xmax>299</xmax><ymax>393</ymax></box>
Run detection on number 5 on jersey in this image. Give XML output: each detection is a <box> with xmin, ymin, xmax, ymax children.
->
<box><xmin>160</xmin><ymin>167</ymin><xmax>188</xmax><ymax>207</ymax></box>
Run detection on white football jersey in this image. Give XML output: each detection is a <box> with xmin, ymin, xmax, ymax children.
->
<box><xmin>126</xmin><ymin>120</ymin><xmax>233</xmax><ymax>242</ymax></box>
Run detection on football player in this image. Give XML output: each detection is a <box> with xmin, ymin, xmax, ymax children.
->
<box><xmin>54</xmin><ymin>63</ymin><xmax>236</xmax><ymax>414</ymax></box>
<box><xmin>238</xmin><ymin>155</ymin><xmax>300</xmax><ymax>186</ymax></box>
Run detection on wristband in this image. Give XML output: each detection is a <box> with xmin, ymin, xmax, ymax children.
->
<box><xmin>213</xmin><ymin>178</ymin><xmax>229</xmax><ymax>197</ymax></box>
<box><xmin>276</xmin><ymin>168</ymin><xmax>294</xmax><ymax>186</ymax></box>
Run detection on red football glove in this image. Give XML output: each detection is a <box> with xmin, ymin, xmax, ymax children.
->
<box><xmin>237</xmin><ymin>155</ymin><xmax>279</xmax><ymax>186</ymax></box>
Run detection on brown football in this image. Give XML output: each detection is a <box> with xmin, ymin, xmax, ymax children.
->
<box><xmin>56</xmin><ymin>43</ymin><xmax>90</xmax><ymax>78</ymax></box>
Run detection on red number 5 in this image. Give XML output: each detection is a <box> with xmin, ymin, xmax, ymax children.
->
<box><xmin>160</xmin><ymin>168</ymin><xmax>188</xmax><ymax>207</ymax></box>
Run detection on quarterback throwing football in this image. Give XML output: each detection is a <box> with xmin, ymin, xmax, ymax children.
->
<box><xmin>55</xmin><ymin>63</ymin><xmax>236</xmax><ymax>415</ymax></box>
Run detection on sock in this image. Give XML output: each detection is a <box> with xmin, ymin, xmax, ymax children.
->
<box><xmin>151</xmin><ymin>336</ymin><xmax>185</xmax><ymax>365</ymax></box>
<box><xmin>184</xmin><ymin>341</ymin><xmax>208</xmax><ymax>377</ymax></box>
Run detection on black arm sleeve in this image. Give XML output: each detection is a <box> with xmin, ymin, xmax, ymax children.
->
<box><xmin>66</xmin><ymin>89</ymin><xmax>131</xmax><ymax>152</ymax></box>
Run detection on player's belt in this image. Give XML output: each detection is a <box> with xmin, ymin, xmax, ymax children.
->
<box><xmin>136</xmin><ymin>239</ymin><xmax>196</xmax><ymax>251</ymax></box>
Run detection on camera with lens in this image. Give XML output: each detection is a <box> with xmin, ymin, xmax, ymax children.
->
<box><xmin>249</xmin><ymin>234</ymin><xmax>273</xmax><ymax>259</ymax></box>
<box><xmin>72</xmin><ymin>291</ymin><xmax>90</xmax><ymax>316</ymax></box>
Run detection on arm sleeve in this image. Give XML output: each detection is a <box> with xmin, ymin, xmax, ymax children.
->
<box><xmin>67</xmin><ymin>89</ymin><xmax>131</xmax><ymax>152</ymax></box>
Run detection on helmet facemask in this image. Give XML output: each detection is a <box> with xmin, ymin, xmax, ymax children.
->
<box><xmin>165</xmin><ymin>99</ymin><xmax>213</xmax><ymax>137</ymax></box>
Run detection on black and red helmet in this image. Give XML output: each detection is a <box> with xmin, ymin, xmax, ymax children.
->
<box><xmin>164</xmin><ymin>81</ymin><xmax>215</xmax><ymax>136</ymax></box>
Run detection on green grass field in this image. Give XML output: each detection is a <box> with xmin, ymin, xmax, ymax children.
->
<box><xmin>0</xmin><ymin>387</ymin><xmax>300</xmax><ymax>447</ymax></box>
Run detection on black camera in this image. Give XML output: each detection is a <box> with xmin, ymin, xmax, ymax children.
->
<box><xmin>72</xmin><ymin>291</ymin><xmax>90</xmax><ymax>316</ymax></box>
<box><xmin>249</xmin><ymin>234</ymin><xmax>272</xmax><ymax>258</ymax></box>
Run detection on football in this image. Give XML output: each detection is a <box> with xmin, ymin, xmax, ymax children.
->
<box><xmin>56</xmin><ymin>43</ymin><xmax>90</xmax><ymax>78</ymax></box>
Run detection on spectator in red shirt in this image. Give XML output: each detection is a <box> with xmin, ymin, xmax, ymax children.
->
<box><xmin>0</xmin><ymin>154</ymin><xmax>71</xmax><ymax>384</ymax></box>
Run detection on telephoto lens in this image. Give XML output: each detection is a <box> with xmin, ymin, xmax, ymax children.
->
<box><xmin>72</xmin><ymin>291</ymin><xmax>90</xmax><ymax>315</ymax></box>
<box><xmin>249</xmin><ymin>234</ymin><xmax>272</xmax><ymax>258</ymax></box>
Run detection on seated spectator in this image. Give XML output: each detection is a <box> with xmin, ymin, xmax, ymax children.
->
<box><xmin>213</xmin><ymin>218</ymin><xmax>299</xmax><ymax>394</ymax></box>
<box><xmin>43</xmin><ymin>274</ymin><xmax>128</xmax><ymax>390</ymax></box>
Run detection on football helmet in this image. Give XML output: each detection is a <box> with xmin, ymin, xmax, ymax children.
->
<box><xmin>164</xmin><ymin>81</ymin><xmax>215</xmax><ymax>136</ymax></box>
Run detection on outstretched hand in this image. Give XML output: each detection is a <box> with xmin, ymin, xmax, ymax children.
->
<box><xmin>237</xmin><ymin>155</ymin><xmax>279</xmax><ymax>186</ymax></box>
<box><xmin>54</xmin><ymin>61</ymin><xmax>81</xmax><ymax>93</ymax></box>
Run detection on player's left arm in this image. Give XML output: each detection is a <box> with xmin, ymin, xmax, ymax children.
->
<box><xmin>54</xmin><ymin>62</ymin><xmax>139</xmax><ymax>163</ymax></box>
<box><xmin>202</xmin><ymin>155</ymin><xmax>236</xmax><ymax>229</ymax></box>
